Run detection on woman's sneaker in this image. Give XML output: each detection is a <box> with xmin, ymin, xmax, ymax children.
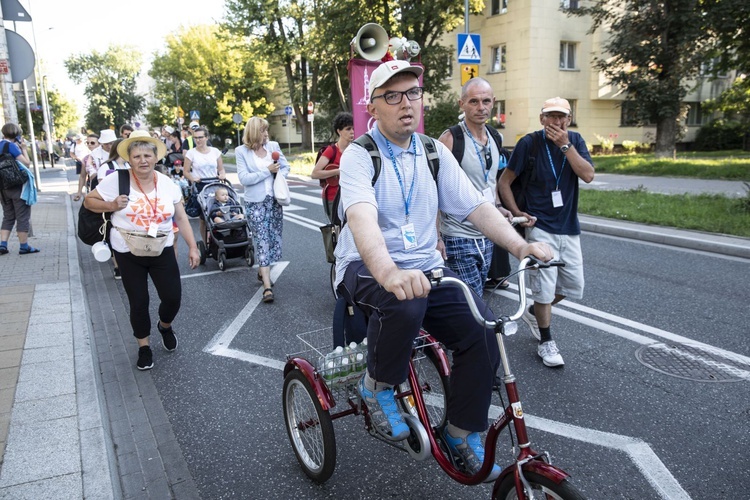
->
<box><xmin>442</xmin><ymin>429</ymin><xmax>501</xmax><ymax>483</ymax></box>
<box><xmin>357</xmin><ymin>376</ymin><xmax>409</xmax><ymax>441</ymax></box>
<box><xmin>157</xmin><ymin>322</ymin><xmax>178</xmax><ymax>351</ymax></box>
<box><xmin>136</xmin><ymin>346</ymin><xmax>153</xmax><ymax>370</ymax></box>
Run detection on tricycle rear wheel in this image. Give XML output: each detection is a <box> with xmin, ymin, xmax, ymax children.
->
<box><xmin>282</xmin><ymin>370</ymin><xmax>336</xmax><ymax>483</ymax></box>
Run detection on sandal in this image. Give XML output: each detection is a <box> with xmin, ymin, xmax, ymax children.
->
<box><xmin>19</xmin><ymin>246</ymin><xmax>40</xmax><ymax>255</ymax></box>
<box><xmin>258</xmin><ymin>272</ymin><xmax>273</xmax><ymax>287</ymax></box>
<box><xmin>484</xmin><ymin>278</ymin><xmax>509</xmax><ymax>290</ymax></box>
<box><xmin>262</xmin><ymin>288</ymin><xmax>274</xmax><ymax>303</ymax></box>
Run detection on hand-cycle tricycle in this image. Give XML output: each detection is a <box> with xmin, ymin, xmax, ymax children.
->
<box><xmin>282</xmin><ymin>257</ymin><xmax>586</xmax><ymax>499</ymax></box>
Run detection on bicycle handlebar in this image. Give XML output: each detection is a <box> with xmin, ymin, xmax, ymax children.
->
<box><xmin>429</xmin><ymin>257</ymin><xmax>565</xmax><ymax>330</ymax></box>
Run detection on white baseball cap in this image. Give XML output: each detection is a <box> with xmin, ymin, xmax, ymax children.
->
<box><xmin>369</xmin><ymin>60</ymin><xmax>423</xmax><ymax>99</ymax></box>
<box><xmin>541</xmin><ymin>97</ymin><xmax>572</xmax><ymax>115</ymax></box>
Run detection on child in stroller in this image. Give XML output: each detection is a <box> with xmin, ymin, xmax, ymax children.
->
<box><xmin>210</xmin><ymin>187</ymin><xmax>245</xmax><ymax>223</ymax></box>
<box><xmin>196</xmin><ymin>180</ymin><xmax>255</xmax><ymax>271</ymax></box>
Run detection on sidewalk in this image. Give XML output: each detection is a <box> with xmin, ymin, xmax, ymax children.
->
<box><xmin>0</xmin><ymin>164</ymin><xmax>746</xmax><ymax>499</ymax></box>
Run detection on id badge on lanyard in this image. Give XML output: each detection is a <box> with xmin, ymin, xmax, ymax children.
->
<box><xmin>551</xmin><ymin>190</ymin><xmax>563</xmax><ymax>208</ymax></box>
<box><xmin>401</xmin><ymin>222</ymin><xmax>417</xmax><ymax>250</ymax></box>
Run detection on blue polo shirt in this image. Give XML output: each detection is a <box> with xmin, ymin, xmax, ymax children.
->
<box><xmin>506</xmin><ymin>130</ymin><xmax>593</xmax><ymax>235</ymax></box>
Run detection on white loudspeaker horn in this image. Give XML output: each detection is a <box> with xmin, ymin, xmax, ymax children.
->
<box><xmin>352</xmin><ymin>23</ymin><xmax>389</xmax><ymax>61</ymax></box>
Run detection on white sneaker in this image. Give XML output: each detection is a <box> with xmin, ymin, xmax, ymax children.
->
<box><xmin>537</xmin><ymin>341</ymin><xmax>564</xmax><ymax>367</ymax></box>
<box><xmin>522</xmin><ymin>307</ymin><xmax>541</xmax><ymax>341</ymax></box>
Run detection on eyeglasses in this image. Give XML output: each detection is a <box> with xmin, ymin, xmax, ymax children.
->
<box><xmin>193</xmin><ymin>135</ymin><xmax>206</xmax><ymax>139</ymax></box>
<box><xmin>371</xmin><ymin>87</ymin><xmax>424</xmax><ymax>105</ymax></box>
<box><xmin>86</xmin><ymin>141</ymin><xmax>97</xmax><ymax>145</ymax></box>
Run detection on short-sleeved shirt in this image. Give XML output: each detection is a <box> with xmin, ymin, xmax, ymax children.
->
<box><xmin>320</xmin><ymin>144</ymin><xmax>342</xmax><ymax>201</ymax></box>
<box><xmin>441</xmin><ymin>122</ymin><xmax>502</xmax><ymax>239</ymax></box>
<box><xmin>96</xmin><ymin>170</ymin><xmax>181</xmax><ymax>253</ymax></box>
<box><xmin>96</xmin><ymin>160</ymin><xmax>130</xmax><ymax>181</ymax></box>
<box><xmin>333</xmin><ymin>124</ymin><xmax>487</xmax><ymax>287</ymax></box>
<box><xmin>185</xmin><ymin>147</ymin><xmax>222</xmax><ymax>180</ymax></box>
<box><xmin>506</xmin><ymin>130</ymin><xmax>593</xmax><ymax>235</ymax></box>
<box><xmin>0</xmin><ymin>140</ymin><xmax>22</xmax><ymax>158</ymax></box>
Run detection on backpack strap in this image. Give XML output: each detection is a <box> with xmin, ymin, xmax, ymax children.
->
<box><xmin>2</xmin><ymin>142</ymin><xmax>10</xmax><ymax>155</ymax></box>
<box><xmin>117</xmin><ymin>168</ymin><xmax>130</xmax><ymax>196</ymax></box>
<box><xmin>352</xmin><ymin>134</ymin><xmax>381</xmax><ymax>186</ymax></box>
<box><xmin>448</xmin><ymin>125</ymin><xmax>464</xmax><ymax>164</ymax></box>
<box><xmin>417</xmin><ymin>133</ymin><xmax>440</xmax><ymax>182</ymax></box>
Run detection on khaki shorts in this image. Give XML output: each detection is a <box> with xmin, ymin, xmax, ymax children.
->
<box><xmin>525</xmin><ymin>226</ymin><xmax>584</xmax><ymax>304</ymax></box>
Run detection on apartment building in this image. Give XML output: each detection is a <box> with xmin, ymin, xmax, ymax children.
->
<box><xmin>439</xmin><ymin>0</ymin><xmax>734</xmax><ymax>148</ymax></box>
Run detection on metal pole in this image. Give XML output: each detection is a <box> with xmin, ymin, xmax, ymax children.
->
<box><xmin>22</xmin><ymin>79</ymin><xmax>41</xmax><ymax>190</ymax></box>
<box><xmin>28</xmin><ymin>11</ymin><xmax>54</xmax><ymax>165</ymax></box>
<box><xmin>465</xmin><ymin>0</ymin><xmax>469</xmax><ymax>33</ymax></box>
<box><xmin>310</xmin><ymin>116</ymin><xmax>315</xmax><ymax>154</ymax></box>
<box><xmin>0</xmin><ymin>15</ymin><xmax>19</xmax><ymax>124</ymax></box>
<box><xmin>287</xmin><ymin>116</ymin><xmax>290</xmax><ymax>155</ymax></box>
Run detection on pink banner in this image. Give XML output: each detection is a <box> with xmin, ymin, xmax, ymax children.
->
<box><xmin>348</xmin><ymin>58</ymin><xmax>425</xmax><ymax>137</ymax></box>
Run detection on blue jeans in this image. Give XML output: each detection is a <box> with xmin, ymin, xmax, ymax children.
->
<box><xmin>338</xmin><ymin>261</ymin><xmax>500</xmax><ymax>432</ymax></box>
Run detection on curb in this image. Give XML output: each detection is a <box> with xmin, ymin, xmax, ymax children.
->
<box><xmin>580</xmin><ymin>215</ymin><xmax>750</xmax><ymax>259</ymax></box>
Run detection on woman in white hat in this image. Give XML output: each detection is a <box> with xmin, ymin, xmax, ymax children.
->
<box><xmin>73</xmin><ymin>133</ymin><xmax>100</xmax><ymax>201</ymax></box>
<box><xmin>84</xmin><ymin>130</ymin><xmax>200</xmax><ymax>370</ymax></box>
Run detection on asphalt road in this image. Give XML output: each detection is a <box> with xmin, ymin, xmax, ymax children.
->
<box><xmin>103</xmin><ymin>178</ymin><xmax>749</xmax><ymax>499</ymax></box>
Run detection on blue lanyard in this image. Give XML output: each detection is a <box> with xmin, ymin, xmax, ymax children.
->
<box><xmin>385</xmin><ymin>136</ymin><xmax>418</xmax><ymax>221</ymax></box>
<box><xmin>542</xmin><ymin>130</ymin><xmax>566</xmax><ymax>189</ymax></box>
<box><xmin>462</xmin><ymin>123</ymin><xmax>491</xmax><ymax>183</ymax></box>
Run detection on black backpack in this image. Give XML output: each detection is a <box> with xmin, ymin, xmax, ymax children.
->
<box><xmin>77</xmin><ymin>170</ymin><xmax>130</xmax><ymax>246</ymax></box>
<box><xmin>0</xmin><ymin>142</ymin><xmax>27</xmax><ymax>190</ymax></box>
<box><xmin>448</xmin><ymin>124</ymin><xmax>509</xmax><ymax>167</ymax></box>
<box><xmin>329</xmin><ymin>133</ymin><xmax>440</xmax><ymax>228</ymax></box>
<box><xmin>509</xmin><ymin>131</ymin><xmax>542</xmax><ymax>213</ymax></box>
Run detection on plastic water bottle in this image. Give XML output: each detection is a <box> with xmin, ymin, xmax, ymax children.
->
<box><xmin>331</xmin><ymin>346</ymin><xmax>346</xmax><ymax>380</ymax></box>
<box><xmin>358</xmin><ymin>338</ymin><xmax>368</xmax><ymax>371</ymax></box>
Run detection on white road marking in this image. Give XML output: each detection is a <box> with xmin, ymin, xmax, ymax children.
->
<box><xmin>199</xmin><ymin>197</ymin><xmax>717</xmax><ymax>499</ymax></box>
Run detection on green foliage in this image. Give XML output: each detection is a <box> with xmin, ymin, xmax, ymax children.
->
<box><xmin>147</xmin><ymin>25</ymin><xmax>274</xmax><ymax>138</ymax></box>
<box><xmin>572</xmin><ymin>1</ymin><xmax>710</xmax><ymax>158</ymax></box>
<box><xmin>594</xmin><ymin>133</ymin><xmax>617</xmax><ymax>154</ymax></box>
<box><xmin>64</xmin><ymin>45</ymin><xmax>144</xmax><ymax>132</ymax></box>
<box><xmin>591</xmin><ymin>151</ymin><xmax>750</xmax><ymax>179</ymax></box>
<box><xmin>18</xmin><ymin>89</ymin><xmax>80</xmax><ymax>142</ymax></box>
<box><xmin>622</xmin><ymin>140</ymin><xmax>638</xmax><ymax>154</ymax></box>
<box><xmin>579</xmin><ymin>189</ymin><xmax>750</xmax><ymax>237</ymax></box>
<box><xmin>424</xmin><ymin>94</ymin><xmax>460</xmax><ymax>139</ymax></box>
<box><xmin>223</xmin><ymin>0</ymin><xmax>484</xmax><ymax>147</ymax></box>
<box><xmin>694</xmin><ymin>120</ymin><xmax>746</xmax><ymax>151</ymax></box>
<box><xmin>702</xmin><ymin>0</ymin><xmax>750</xmax><ymax>75</ymax></box>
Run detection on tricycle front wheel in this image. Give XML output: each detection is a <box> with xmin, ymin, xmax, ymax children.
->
<box><xmin>492</xmin><ymin>471</ymin><xmax>586</xmax><ymax>499</ymax></box>
<box><xmin>282</xmin><ymin>370</ymin><xmax>336</xmax><ymax>483</ymax></box>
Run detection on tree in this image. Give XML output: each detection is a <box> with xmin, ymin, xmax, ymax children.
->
<box><xmin>574</xmin><ymin>0</ymin><xmax>710</xmax><ymax>158</ymax></box>
<box><xmin>65</xmin><ymin>45</ymin><xmax>144</xmax><ymax>132</ymax></box>
<box><xmin>17</xmin><ymin>89</ymin><xmax>79</xmax><ymax>141</ymax></box>
<box><xmin>147</xmin><ymin>25</ymin><xmax>274</xmax><ymax>140</ymax></box>
<box><xmin>224</xmin><ymin>0</ymin><xmax>483</xmax><ymax>148</ymax></box>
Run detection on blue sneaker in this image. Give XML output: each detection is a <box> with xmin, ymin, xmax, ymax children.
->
<box><xmin>358</xmin><ymin>376</ymin><xmax>409</xmax><ymax>441</ymax></box>
<box><xmin>443</xmin><ymin>428</ymin><xmax>501</xmax><ymax>483</ymax></box>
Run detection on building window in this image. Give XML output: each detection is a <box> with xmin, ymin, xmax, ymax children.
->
<box><xmin>566</xmin><ymin>98</ymin><xmax>578</xmax><ymax>126</ymax></box>
<box><xmin>490</xmin><ymin>45</ymin><xmax>506</xmax><ymax>73</ymax></box>
<box><xmin>685</xmin><ymin>102</ymin><xmax>707</xmax><ymax>126</ymax></box>
<box><xmin>444</xmin><ymin>54</ymin><xmax>453</xmax><ymax>79</ymax></box>
<box><xmin>559</xmin><ymin>42</ymin><xmax>576</xmax><ymax>70</ymax></box>
<box><xmin>700</xmin><ymin>58</ymin><xmax>728</xmax><ymax>78</ymax></box>
<box><xmin>560</xmin><ymin>0</ymin><xmax>579</xmax><ymax>9</ymax></box>
<box><xmin>491</xmin><ymin>0</ymin><xmax>508</xmax><ymax>15</ymax></box>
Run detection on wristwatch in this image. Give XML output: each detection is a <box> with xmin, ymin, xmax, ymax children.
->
<box><xmin>560</xmin><ymin>143</ymin><xmax>572</xmax><ymax>153</ymax></box>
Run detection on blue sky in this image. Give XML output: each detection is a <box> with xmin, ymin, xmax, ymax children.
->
<box><xmin>9</xmin><ymin>0</ymin><xmax>226</xmax><ymax>116</ymax></box>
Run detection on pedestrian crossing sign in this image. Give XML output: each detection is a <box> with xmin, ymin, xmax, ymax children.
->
<box><xmin>189</xmin><ymin>110</ymin><xmax>200</xmax><ymax>121</ymax></box>
<box><xmin>457</xmin><ymin>33</ymin><xmax>481</xmax><ymax>63</ymax></box>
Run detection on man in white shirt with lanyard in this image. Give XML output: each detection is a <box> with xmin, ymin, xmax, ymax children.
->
<box><xmin>334</xmin><ymin>60</ymin><xmax>552</xmax><ymax>481</ymax></box>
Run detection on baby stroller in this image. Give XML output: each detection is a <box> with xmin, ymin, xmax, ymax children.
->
<box><xmin>195</xmin><ymin>179</ymin><xmax>255</xmax><ymax>271</ymax></box>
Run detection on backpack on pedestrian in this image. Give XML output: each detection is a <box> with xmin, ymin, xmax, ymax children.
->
<box><xmin>315</xmin><ymin>143</ymin><xmax>338</xmax><ymax>188</ymax></box>
<box><xmin>77</xmin><ymin>170</ymin><xmax>130</xmax><ymax>246</ymax></box>
<box><xmin>0</xmin><ymin>142</ymin><xmax>27</xmax><ymax>190</ymax></box>
<box><xmin>447</xmin><ymin>123</ymin><xmax>509</xmax><ymax>166</ymax></box>
<box><xmin>510</xmin><ymin>131</ymin><xmax>541</xmax><ymax>214</ymax></box>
